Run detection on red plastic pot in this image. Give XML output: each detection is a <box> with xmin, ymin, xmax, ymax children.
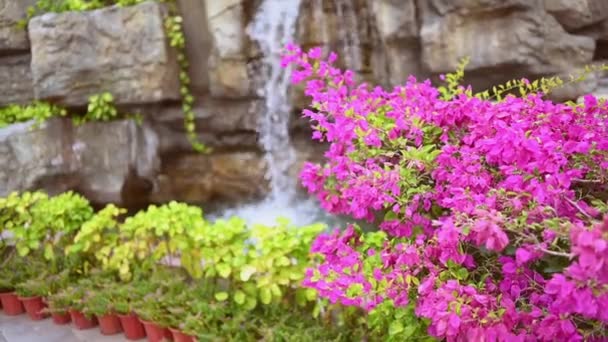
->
<box><xmin>69</xmin><ymin>309</ymin><xmax>98</xmax><ymax>330</ymax></box>
<box><xmin>140</xmin><ymin>319</ymin><xmax>172</xmax><ymax>342</ymax></box>
<box><xmin>0</xmin><ymin>292</ymin><xmax>24</xmax><ymax>315</ymax></box>
<box><xmin>99</xmin><ymin>313</ymin><xmax>123</xmax><ymax>335</ymax></box>
<box><xmin>51</xmin><ymin>312</ymin><xmax>71</xmax><ymax>325</ymax></box>
<box><xmin>19</xmin><ymin>296</ymin><xmax>48</xmax><ymax>320</ymax></box>
<box><xmin>118</xmin><ymin>313</ymin><xmax>147</xmax><ymax>340</ymax></box>
<box><xmin>169</xmin><ymin>328</ymin><xmax>195</xmax><ymax>342</ymax></box>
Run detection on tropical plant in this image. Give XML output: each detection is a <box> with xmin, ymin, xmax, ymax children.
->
<box><xmin>284</xmin><ymin>45</ymin><xmax>608</xmax><ymax>340</ymax></box>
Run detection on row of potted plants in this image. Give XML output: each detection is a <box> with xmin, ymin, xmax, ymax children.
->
<box><xmin>0</xmin><ymin>191</ymin><xmax>363</xmax><ymax>341</ymax></box>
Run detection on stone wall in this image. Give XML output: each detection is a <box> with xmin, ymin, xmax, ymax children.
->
<box><xmin>1</xmin><ymin>0</ymin><xmax>608</xmax><ymax>207</ymax></box>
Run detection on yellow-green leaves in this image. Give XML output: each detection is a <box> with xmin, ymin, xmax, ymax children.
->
<box><xmin>240</xmin><ymin>265</ymin><xmax>257</xmax><ymax>282</ymax></box>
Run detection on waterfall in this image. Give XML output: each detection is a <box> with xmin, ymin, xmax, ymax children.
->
<box><xmin>212</xmin><ymin>0</ymin><xmax>336</xmax><ymax>226</ymax></box>
<box><xmin>247</xmin><ymin>0</ymin><xmax>301</xmax><ymax>200</ymax></box>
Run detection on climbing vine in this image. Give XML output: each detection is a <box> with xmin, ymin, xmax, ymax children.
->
<box><xmin>19</xmin><ymin>0</ymin><xmax>207</xmax><ymax>152</ymax></box>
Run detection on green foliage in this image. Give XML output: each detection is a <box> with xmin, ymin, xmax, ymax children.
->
<box><xmin>73</xmin><ymin>92</ymin><xmax>118</xmax><ymax>125</ymax></box>
<box><xmin>0</xmin><ymin>257</ymin><xmax>33</xmax><ymax>292</ymax></box>
<box><xmin>0</xmin><ymin>102</ymin><xmax>66</xmax><ymax>128</ymax></box>
<box><xmin>368</xmin><ymin>302</ymin><xmax>431</xmax><ymax>342</ymax></box>
<box><xmin>437</xmin><ymin>57</ymin><xmax>470</xmax><ymax>100</ymax></box>
<box><xmin>27</xmin><ymin>192</ymin><xmax>93</xmax><ymax>261</ymax></box>
<box><xmin>66</xmin><ymin>204</ymin><xmax>126</xmax><ymax>267</ymax></box>
<box><xmin>111</xmin><ymin>201</ymin><xmax>207</xmax><ymax>280</ymax></box>
<box><xmin>0</xmin><ymin>192</ymin><xmax>49</xmax><ymax>258</ymax></box>
<box><xmin>164</xmin><ymin>15</ymin><xmax>207</xmax><ymax>153</ymax></box>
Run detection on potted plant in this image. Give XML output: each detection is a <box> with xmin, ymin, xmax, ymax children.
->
<box><xmin>40</xmin><ymin>269</ymin><xmax>73</xmax><ymax>324</ymax></box>
<box><xmin>56</xmin><ymin>281</ymin><xmax>98</xmax><ymax>330</ymax></box>
<box><xmin>45</xmin><ymin>290</ymin><xmax>72</xmax><ymax>325</ymax></box>
<box><xmin>0</xmin><ymin>257</ymin><xmax>29</xmax><ymax>315</ymax></box>
<box><xmin>15</xmin><ymin>273</ymin><xmax>50</xmax><ymax>320</ymax></box>
<box><xmin>135</xmin><ymin>292</ymin><xmax>173</xmax><ymax>342</ymax></box>
<box><xmin>84</xmin><ymin>285</ymin><xmax>122</xmax><ymax>335</ymax></box>
<box><xmin>111</xmin><ymin>280</ymin><xmax>154</xmax><ymax>340</ymax></box>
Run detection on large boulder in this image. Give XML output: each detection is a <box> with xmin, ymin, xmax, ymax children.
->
<box><xmin>205</xmin><ymin>0</ymin><xmax>262</xmax><ymax>98</ymax></box>
<box><xmin>0</xmin><ymin>0</ymin><xmax>36</xmax><ymax>52</ymax></box>
<box><xmin>371</xmin><ymin>0</ymin><xmax>422</xmax><ymax>86</ymax></box>
<box><xmin>0</xmin><ymin>119</ymin><xmax>74</xmax><ymax>196</ymax></box>
<box><xmin>420</xmin><ymin>7</ymin><xmax>595</xmax><ymax>78</ymax></box>
<box><xmin>545</xmin><ymin>0</ymin><xmax>608</xmax><ymax>31</ymax></box>
<box><xmin>28</xmin><ymin>1</ymin><xmax>180</xmax><ymax>107</ymax></box>
<box><xmin>0</xmin><ymin>118</ymin><xmax>159</xmax><ymax>206</ymax></box>
<box><xmin>0</xmin><ymin>55</ymin><xmax>35</xmax><ymax>106</ymax></box>
<box><xmin>72</xmin><ymin>120</ymin><xmax>159</xmax><ymax>204</ymax></box>
<box><xmin>147</xmin><ymin>97</ymin><xmax>262</xmax><ymax>152</ymax></box>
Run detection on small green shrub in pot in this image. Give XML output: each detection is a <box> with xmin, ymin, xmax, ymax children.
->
<box><xmin>0</xmin><ymin>257</ymin><xmax>30</xmax><ymax>293</ymax></box>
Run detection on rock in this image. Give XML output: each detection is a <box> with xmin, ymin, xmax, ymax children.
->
<box><xmin>146</xmin><ymin>98</ymin><xmax>262</xmax><ymax>152</ymax></box>
<box><xmin>208</xmin><ymin>55</ymin><xmax>261</xmax><ymax>98</ymax></box>
<box><xmin>204</xmin><ymin>0</ymin><xmax>263</xmax><ymax>98</ymax></box>
<box><xmin>150</xmin><ymin>151</ymin><xmax>267</xmax><ymax>204</ymax></box>
<box><xmin>0</xmin><ymin>118</ymin><xmax>159</xmax><ymax>206</ymax></box>
<box><xmin>204</xmin><ymin>0</ymin><xmax>249</xmax><ymax>59</ymax></box>
<box><xmin>425</xmin><ymin>0</ymin><xmax>537</xmax><ymax>15</ymax></box>
<box><xmin>0</xmin><ymin>55</ymin><xmax>35</xmax><ymax>106</ymax></box>
<box><xmin>0</xmin><ymin>0</ymin><xmax>36</xmax><ymax>52</ymax></box>
<box><xmin>0</xmin><ymin>119</ymin><xmax>75</xmax><ymax>197</ymax></box>
<box><xmin>371</xmin><ymin>0</ymin><xmax>422</xmax><ymax>86</ymax></box>
<box><xmin>28</xmin><ymin>1</ymin><xmax>180</xmax><ymax>107</ymax></box>
<box><xmin>372</xmin><ymin>0</ymin><xmax>417</xmax><ymax>41</ymax></box>
<box><xmin>72</xmin><ymin>120</ymin><xmax>159</xmax><ymax>204</ymax></box>
<box><xmin>420</xmin><ymin>8</ymin><xmax>595</xmax><ymax>77</ymax></box>
<box><xmin>545</xmin><ymin>0</ymin><xmax>608</xmax><ymax>31</ymax></box>
<box><xmin>177</xmin><ymin>0</ymin><xmax>213</xmax><ymax>94</ymax></box>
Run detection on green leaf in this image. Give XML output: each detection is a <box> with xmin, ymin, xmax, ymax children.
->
<box><xmin>234</xmin><ymin>290</ymin><xmax>246</xmax><ymax>305</ymax></box>
<box><xmin>389</xmin><ymin>321</ymin><xmax>404</xmax><ymax>336</ymax></box>
<box><xmin>240</xmin><ymin>265</ymin><xmax>256</xmax><ymax>281</ymax></box>
<box><xmin>214</xmin><ymin>292</ymin><xmax>228</xmax><ymax>301</ymax></box>
<box><xmin>260</xmin><ymin>287</ymin><xmax>272</xmax><ymax>305</ymax></box>
<box><xmin>217</xmin><ymin>263</ymin><xmax>231</xmax><ymax>278</ymax></box>
<box><xmin>44</xmin><ymin>243</ymin><xmax>54</xmax><ymax>260</ymax></box>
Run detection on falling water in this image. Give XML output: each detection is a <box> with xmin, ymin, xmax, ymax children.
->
<box><xmin>248</xmin><ymin>0</ymin><xmax>301</xmax><ymax>199</ymax></box>
<box><xmin>212</xmin><ymin>0</ymin><xmax>337</xmax><ymax>226</ymax></box>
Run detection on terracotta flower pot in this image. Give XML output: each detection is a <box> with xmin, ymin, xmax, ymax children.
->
<box><xmin>118</xmin><ymin>313</ymin><xmax>147</xmax><ymax>340</ymax></box>
<box><xmin>18</xmin><ymin>296</ymin><xmax>48</xmax><ymax>320</ymax></box>
<box><xmin>99</xmin><ymin>313</ymin><xmax>123</xmax><ymax>335</ymax></box>
<box><xmin>0</xmin><ymin>292</ymin><xmax>24</xmax><ymax>316</ymax></box>
<box><xmin>140</xmin><ymin>319</ymin><xmax>172</xmax><ymax>342</ymax></box>
<box><xmin>69</xmin><ymin>309</ymin><xmax>98</xmax><ymax>330</ymax></box>
<box><xmin>51</xmin><ymin>312</ymin><xmax>71</xmax><ymax>325</ymax></box>
<box><xmin>169</xmin><ymin>328</ymin><xmax>195</xmax><ymax>342</ymax></box>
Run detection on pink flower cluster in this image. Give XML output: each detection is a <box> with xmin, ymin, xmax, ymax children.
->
<box><xmin>284</xmin><ymin>44</ymin><xmax>608</xmax><ymax>340</ymax></box>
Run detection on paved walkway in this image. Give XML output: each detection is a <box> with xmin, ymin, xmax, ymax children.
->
<box><xmin>0</xmin><ymin>313</ymin><xmax>127</xmax><ymax>342</ymax></box>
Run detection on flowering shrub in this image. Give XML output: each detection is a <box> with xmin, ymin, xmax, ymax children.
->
<box><xmin>284</xmin><ymin>44</ymin><xmax>608</xmax><ymax>341</ymax></box>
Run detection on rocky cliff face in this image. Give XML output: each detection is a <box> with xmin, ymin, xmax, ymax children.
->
<box><xmin>1</xmin><ymin>0</ymin><xmax>607</xmax><ymax>208</ymax></box>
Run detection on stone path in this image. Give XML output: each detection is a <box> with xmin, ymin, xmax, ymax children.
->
<box><xmin>0</xmin><ymin>313</ymin><xmax>128</xmax><ymax>342</ymax></box>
